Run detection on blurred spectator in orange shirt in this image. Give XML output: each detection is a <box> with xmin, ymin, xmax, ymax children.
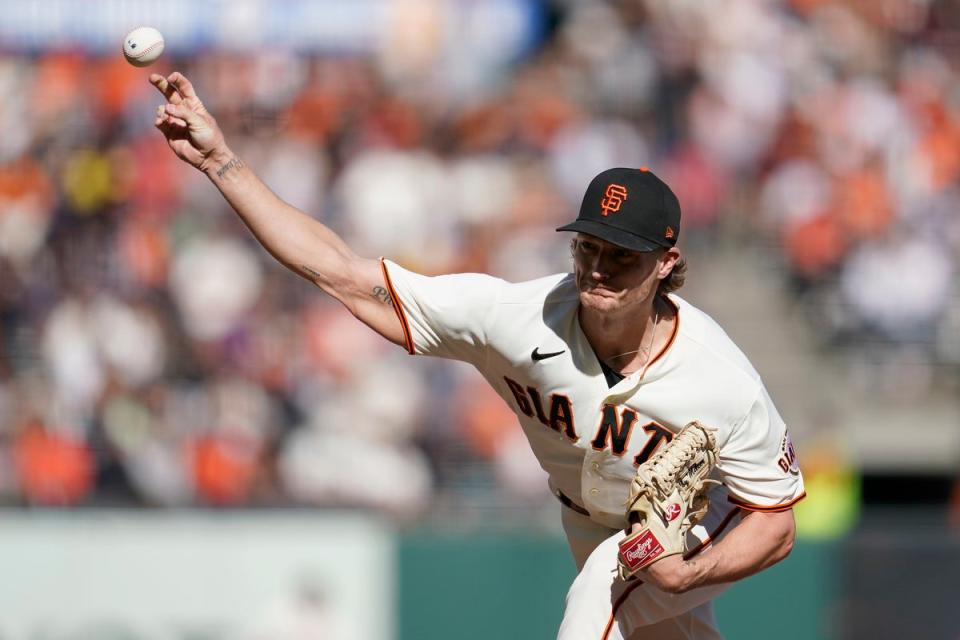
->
<box><xmin>13</xmin><ymin>419</ymin><xmax>94</xmax><ymax>506</ymax></box>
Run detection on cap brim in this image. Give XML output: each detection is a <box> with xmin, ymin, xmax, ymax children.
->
<box><xmin>556</xmin><ymin>220</ymin><xmax>665</xmax><ymax>252</ymax></box>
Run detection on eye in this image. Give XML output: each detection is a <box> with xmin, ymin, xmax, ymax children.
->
<box><xmin>576</xmin><ymin>240</ymin><xmax>598</xmax><ymax>254</ymax></box>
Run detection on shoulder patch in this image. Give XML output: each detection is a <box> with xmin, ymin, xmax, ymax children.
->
<box><xmin>777</xmin><ymin>431</ymin><xmax>800</xmax><ymax>475</ymax></box>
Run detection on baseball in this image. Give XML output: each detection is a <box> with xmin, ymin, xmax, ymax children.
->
<box><xmin>123</xmin><ymin>27</ymin><xmax>165</xmax><ymax>67</ymax></box>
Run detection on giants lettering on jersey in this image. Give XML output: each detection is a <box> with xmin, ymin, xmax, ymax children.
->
<box><xmin>504</xmin><ymin>377</ymin><xmax>577</xmax><ymax>441</ymax></box>
<box><xmin>778</xmin><ymin>431</ymin><xmax>801</xmax><ymax>475</ymax></box>
<box><xmin>504</xmin><ymin>381</ymin><xmax>674</xmax><ymax>466</ymax></box>
<box><xmin>591</xmin><ymin>404</ymin><xmax>673</xmax><ymax>465</ymax></box>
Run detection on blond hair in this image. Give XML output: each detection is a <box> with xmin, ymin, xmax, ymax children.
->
<box><xmin>658</xmin><ymin>257</ymin><xmax>686</xmax><ymax>294</ymax></box>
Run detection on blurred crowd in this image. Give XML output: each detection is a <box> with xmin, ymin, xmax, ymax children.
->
<box><xmin>0</xmin><ymin>0</ymin><xmax>958</xmax><ymax>516</ymax></box>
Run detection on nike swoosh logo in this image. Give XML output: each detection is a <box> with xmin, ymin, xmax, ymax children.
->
<box><xmin>531</xmin><ymin>347</ymin><xmax>565</xmax><ymax>361</ymax></box>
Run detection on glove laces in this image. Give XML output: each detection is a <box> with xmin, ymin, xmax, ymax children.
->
<box><xmin>640</xmin><ymin>422</ymin><xmax>719</xmax><ymax>499</ymax></box>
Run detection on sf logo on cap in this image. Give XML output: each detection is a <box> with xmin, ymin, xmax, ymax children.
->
<box><xmin>600</xmin><ymin>184</ymin><xmax>628</xmax><ymax>216</ymax></box>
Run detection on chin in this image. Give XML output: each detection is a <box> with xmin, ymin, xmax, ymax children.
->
<box><xmin>579</xmin><ymin>291</ymin><xmax>621</xmax><ymax>312</ymax></box>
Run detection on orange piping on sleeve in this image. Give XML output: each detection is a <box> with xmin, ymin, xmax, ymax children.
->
<box><xmin>379</xmin><ymin>258</ymin><xmax>415</xmax><ymax>355</ymax></box>
<box><xmin>683</xmin><ymin>508</ymin><xmax>741</xmax><ymax>559</ymax></box>
<box><xmin>727</xmin><ymin>492</ymin><xmax>807</xmax><ymax>513</ymax></box>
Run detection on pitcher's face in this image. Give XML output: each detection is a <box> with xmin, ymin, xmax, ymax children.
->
<box><xmin>572</xmin><ymin>234</ymin><xmax>666</xmax><ymax>314</ymax></box>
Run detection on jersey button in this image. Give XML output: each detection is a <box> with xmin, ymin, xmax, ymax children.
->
<box><xmin>591</xmin><ymin>462</ymin><xmax>600</xmax><ymax>471</ymax></box>
<box><xmin>589</xmin><ymin>488</ymin><xmax>600</xmax><ymax>495</ymax></box>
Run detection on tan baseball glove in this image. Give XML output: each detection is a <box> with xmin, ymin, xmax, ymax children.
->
<box><xmin>617</xmin><ymin>421</ymin><xmax>719</xmax><ymax>580</ymax></box>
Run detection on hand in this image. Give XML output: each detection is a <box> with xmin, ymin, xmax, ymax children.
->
<box><xmin>150</xmin><ymin>72</ymin><xmax>228</xmax><ymax>172</ymax></box>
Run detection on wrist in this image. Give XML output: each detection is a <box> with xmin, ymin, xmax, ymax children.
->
<box><xmin>203</xmin><ymin>148</ymin><xmax>240</xmax><ymax>178</ymax></box>
<box><xmin>678</xmin><ymin>555</ymin><xmax>712</xmax><ymax>592</ymax></box>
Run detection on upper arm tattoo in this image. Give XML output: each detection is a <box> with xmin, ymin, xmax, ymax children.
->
<box><xmin>299</xmin><ymin>265</ymin><xmax>393</xmax><ymax>310</ymax></box>
<box><xmin>371</xmin><ymin>286</ymin><xmax>394</xmax><ymax>307</ymax></box>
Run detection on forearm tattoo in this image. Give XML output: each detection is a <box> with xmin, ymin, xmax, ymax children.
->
<box><xmin>215</xmin><ymin>157</ymin><xmax>245</xmax><ymax>178</ymax></box>
<box><xmin>371</xmin><ymin>286</ymin><xmax>394</xmax><ymax>307</ymax></box>
<box><xmin>301</xmin><ymin>265</ymin><xmax>322</xmax><ymax>281</ymax></box>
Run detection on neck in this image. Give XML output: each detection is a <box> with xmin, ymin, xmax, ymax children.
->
<box><xmin>581</xmin><ymin>295</ymin><xmax>664</xmax><ymax>367</ymax></box>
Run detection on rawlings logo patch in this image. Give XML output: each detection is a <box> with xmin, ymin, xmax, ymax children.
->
<box><xmin>618</xmin><ymin>530</ymin><xmax>664</xmax><ymax>571</ymax></box>
<box><xmin>665</xmin><ymin>502</ymin><xmax>682</xmax><ymax>522</ymax></box>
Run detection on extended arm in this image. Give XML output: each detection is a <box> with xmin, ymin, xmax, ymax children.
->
<box><xmin>642</xmin><ymin>508</ymin><xmax>796</xmax><ymax>594</ymax></box>
<box><xmin>150</xmin><ymin>72</ymin><xmax>404</xmax><ymax>346</ymax></box>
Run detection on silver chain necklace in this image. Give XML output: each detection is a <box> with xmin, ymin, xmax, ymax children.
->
<box><xmin>603</xmin><ymin>302</ymin><xmax>661</xmax><ymax>370</ymax></box>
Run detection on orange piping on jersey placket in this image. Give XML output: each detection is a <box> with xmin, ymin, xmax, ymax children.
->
<box><xmin>727</xmin><ymin>492</ymin><xmax>807</xmax><ymax>513</ymax></box>
<box><xmin>600</xmin><ymin>295</ymin><xmax>681</xmax><ymax>405</ymax></box>
<box><xmin>379</xmin><ymin>258</ymin><xmax>415</xmax><ymax>355</ymax></box>
<box><xmin>599</xmin><ymin>506</ymin><xmax>739</xmax><ymax>640</ymax></box>
<box><xmin>582</xmin><ymin>298</ymin><xmax>682</xmax><ymax>523</ymax></box>
<box><xmin>637</xmin><ymin>295</ymin><xmax>680</xmax><ymax>382</ymax></box>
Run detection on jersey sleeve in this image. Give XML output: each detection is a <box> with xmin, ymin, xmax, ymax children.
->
<box><xmin>380</xmin><ymin>258</ymin><xmax>503</xmax><ymax>364</ymax></box>
<box><xmin>715</xmin><ymin>386</ymin><xmax>806</xmax><ymax>512</ymax></box>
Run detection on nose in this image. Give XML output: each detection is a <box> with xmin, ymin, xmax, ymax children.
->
<box><xmin>588</xmin><ymin>251</ymin><xmax>614</xmax><ymax>281</ymax></box>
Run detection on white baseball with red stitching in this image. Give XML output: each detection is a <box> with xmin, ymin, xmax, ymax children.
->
<box><xmin>123</xmin><ymin>27</ymin><xmax>165</xmax><ymax>67</ymax></box>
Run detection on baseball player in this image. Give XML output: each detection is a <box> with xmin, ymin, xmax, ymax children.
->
<box><xmin>151</xmin><ymin>71</ymin><xmax>805</xmax><ymax>640</ymax></box>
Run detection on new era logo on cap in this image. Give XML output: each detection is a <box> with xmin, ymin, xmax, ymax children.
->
<box><xmin>556</xmin><ymin>167</ymin><xmax>681</xmax><ymax>252</ymax></box>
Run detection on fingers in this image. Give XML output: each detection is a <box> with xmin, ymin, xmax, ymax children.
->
<box><xmin>168</xmin><ymin>72</ymin><xmax>199</xmax><ymax>100</ymax></box>
<box><xmin>164</xmin><ymin>103</ymin><xmax>203</xmax><ymax>128</ymax></box>
<box><xmin>149</xmin><ymin>73</ymin><xmax>182</xmax><ymax>104</ymax></box>
<box><xmin>149</xmin><ymin>71</ymin><xmax>200</xmax><ymax>107</ymax></box>
<box><xmin>155</xmin><ymin>104</ymin><xmax>187</xmax><ymax>129</ymax></box>
<box><xmin>155</xmin><ymin>116</ymin><xmax>180</xmax><ymax>139</ymax></box>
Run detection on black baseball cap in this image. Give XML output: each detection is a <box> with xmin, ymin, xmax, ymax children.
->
<box><xmin>556</xmin><ymin>167</ymin><xmax>681</xmax><ymax>252</ymax></box>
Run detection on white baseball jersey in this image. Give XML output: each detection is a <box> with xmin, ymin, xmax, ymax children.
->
<box><xmin>381</xmin><ymin>259</ymin><xmax>804</xmax><ymax>530</ymax></box>
<box><xmin>381</xmin><ymin>259</ymin><xmax>805</xmax><ymax>639</ymax></box>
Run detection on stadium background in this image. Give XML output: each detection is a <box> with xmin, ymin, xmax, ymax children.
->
<box><xmin>0</xmin><ymin>0</ymin><xmax>958</xmax><ymax>638</ymax></box>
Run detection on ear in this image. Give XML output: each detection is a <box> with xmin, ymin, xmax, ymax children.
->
<box><xmin>657</xmin><ymin>248</ymin><xmax>681</xmax><ymax>280</ymax></box>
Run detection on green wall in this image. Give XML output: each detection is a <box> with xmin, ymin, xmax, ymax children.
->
<box><xmin>398</xmin><ymin>533</ymin><xmax>837</xmax><ymax>640</ymax></box>
<box><xmin>715</xmin><ymin>541</ymin><xmax>840</xmax><ymax>639</ymax></box>
<box><xmin>398</xmin><ymin>532</ymin><xmax>575</xmax><ymax>640</ymax></box>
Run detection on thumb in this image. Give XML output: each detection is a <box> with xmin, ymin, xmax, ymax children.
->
<box><xmin>165</xmin><ymin>103</ymin><xmax>204</xmax><ymax>128</ymax></box>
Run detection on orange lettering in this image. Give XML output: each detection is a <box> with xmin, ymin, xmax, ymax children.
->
<box><xmin>600</xmin><ymin>184</ymin><xmax>628</xmax><ymax>216</ymax></box>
